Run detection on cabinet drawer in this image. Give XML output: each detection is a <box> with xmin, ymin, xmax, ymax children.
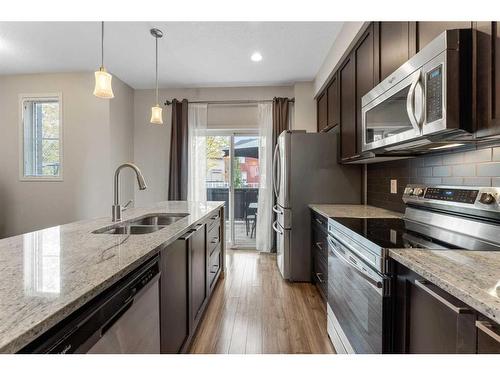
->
<box><xmin>311</xmin><ymin>212</ymin><xmax>328</xmax><ymax>233</ymax></box>
<box><xmin>207</xmin><ymin>221</ymin><xmax>221</xmax><ymax>255</ymax></box>
<box><xmin>207</xmin><ymin>210</ymin><xmax>221</xmax><ymax>232</ymax></box>
<box><xmin>313</xmin><ymin>246</ymin><xmax>328</xmax><ymax>301</ymax></box>
<box><xmin>312</xmin><ymin>227</ymin><xmax>328</xmax><ymax>261</ymax></box>
<box><xmin>208</xmin><ymin>246</ymin><xmax>221</xmax><ymax>288</ymax></box>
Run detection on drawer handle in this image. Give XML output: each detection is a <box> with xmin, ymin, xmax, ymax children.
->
<box><xmin>315</xmin><ymin>218</ymin><xmax>323</xmax><ymax>225</ymax></box>
<box><xmin>211</xmin><ymin>238</ymin><xmax>219</xmax><ymax>244</ymax></box>
<box><xmin>476</xmin><ymin>321</ymin><xmax>500</xmax><ymax>343</ymax></box>
<box><xmin>316</xmin><ymin>272</ymin><xmax>324</xmax><ymax>284</ymax></box>
<box><xmin>415</xmin><ymin>280</ymin><xmax>471</xmax><ymax>314</ymax></box>
<box><xmin>315</xmin><ymin>242</ymin><xmax>323</xmax><ymax>250</ymax></box>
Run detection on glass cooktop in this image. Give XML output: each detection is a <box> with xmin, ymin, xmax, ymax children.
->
<box><xmin>330</xmin><ymin>217</ymin><xmax>459</xmax><ymax>250</ymax></box>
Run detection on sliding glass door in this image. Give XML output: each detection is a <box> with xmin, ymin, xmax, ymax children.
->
<box><xmin>205</xmin><ymin>131</ymin><xmax>259</xmax><ymax>249</ymax></box>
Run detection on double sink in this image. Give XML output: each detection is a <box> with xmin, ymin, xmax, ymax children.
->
<box><xmin>93</xmin><ymin>213</ymin><xmax>189</xmax><ymax>235</ymax></box>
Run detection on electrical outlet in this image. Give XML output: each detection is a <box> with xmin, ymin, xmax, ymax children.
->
<box><xmin>390</xmin><ymin>179</ymin><xmax>398</xmax><ymax>194</ymax></box>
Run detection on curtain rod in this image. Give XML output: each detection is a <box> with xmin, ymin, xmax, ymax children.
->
<box><xmin>163</xmin><ymin>98</ymin><xmax>295</xmax><ymax>106</ymax></box>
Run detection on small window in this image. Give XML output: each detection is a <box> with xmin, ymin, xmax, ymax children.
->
<box><xmin>20</xmin><ymin>94</ymin><xmax>63</xmax><ymax>180</ymax></box>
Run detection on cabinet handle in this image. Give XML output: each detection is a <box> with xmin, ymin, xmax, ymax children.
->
<box><xmin>315</xmin><ymin>242</ymin><xmax>323</xmax><ymax>250</ymax></box>
<box><xmin>315</xmin><ymin>218</ymin><xmax>323</xmax><ymax>226</ymax></box>
<box><xmin>414</xmin><ymin>280</ymin><xmax>471</xmax><ymax>314</ymax></box>
<box><xmin>211</xmin><ymin>237</ymin><xmax>219</xmax><ymax>244</ymax></box>
<box><xmin>316</xmin><ymin>272</ymin><xmax>324</xmax><ymax>284</ymax></box>
<box><xmin>476</xmin><ymin>321</ymin><xmax>500</xmax><ymax>343</ymax></box>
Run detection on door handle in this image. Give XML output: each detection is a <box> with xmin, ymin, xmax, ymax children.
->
<box><xmin>476</xmin><ymin>320</ymin><xmax>500</xmax><ymax>344</ymax></box>
<box><xmin>272</xmin><ymin>143</ymin><xmax>280</xmax><ymax>198</ymax></box>
<box><xmin>406</xmin><ymin>71</ymin><xmax>422</xmax><ymax>134</ymax></box>
<box><xmin>272</xmin><ymin>205</ymin><xmax>283</xmax><ymax>215</ymax></box>
<box><xmin>272</xmin><ymin>221</ymin><xmax>283</xmax><ymax>235</ymax></box>
<box><xmin>414</xmin><ymin>279</ymin><xmax>472</xmax><ymax>314</ymax></box>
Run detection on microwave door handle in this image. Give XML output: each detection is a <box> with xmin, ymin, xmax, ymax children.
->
<box><xmin>406</xmin><ymin>73</ymin><xmax>421</xmax><ymax>134</ymax></box>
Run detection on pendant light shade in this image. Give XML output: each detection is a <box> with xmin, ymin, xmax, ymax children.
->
<box><xmin>94</xmin><ymin>22</ymin><xmax>114</xmax><ymax>99</ymax></box>
<box><xmin>150</xmin><ymin>28</ymin><xmax>164</xmax><ymax>125</ymax></box>
<box><xmin>150</xmin><ymin>105</ymin><xmax>163</xmax><ymax>124</ymax></box>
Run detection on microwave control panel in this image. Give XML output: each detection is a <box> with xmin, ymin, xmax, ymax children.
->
<box><xmin>426</xmin><ymin>65</ymin><xmax>443</xmax><ymax>123</ymax></box>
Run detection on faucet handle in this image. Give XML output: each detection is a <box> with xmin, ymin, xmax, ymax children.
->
<box><xmin>122</xmin><ymin>200</ymin><xmax>133</xmax><ymax>211</ymax></box>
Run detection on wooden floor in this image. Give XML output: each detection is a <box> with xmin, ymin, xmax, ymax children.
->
<box><xmin>190</xmin><ymin>250</ymin><xmax>335</xmax><ymax>354</ymax></box>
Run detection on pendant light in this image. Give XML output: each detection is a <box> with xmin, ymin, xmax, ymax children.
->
<box><xmin>93</xmin><ymin>21</ymin><xmax>114</xmax><ymax>99</ymax></box>
<box><xmin>150</xmin><ymin>28</ymin><xmax>164</xmax><ymax>125</ymax></box>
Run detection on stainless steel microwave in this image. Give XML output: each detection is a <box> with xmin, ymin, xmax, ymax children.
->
<box><xmin>361</xmin><ymin>29</ymin><xmax>473</xmax><ymax>154</ymax></box>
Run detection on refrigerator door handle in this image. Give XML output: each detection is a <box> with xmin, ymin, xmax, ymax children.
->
<box><xmin>272</xmin><ymin>220</ymin><xmax>283</xmax><ymax>235</ymax></box>
<box><xmin>272</xmin><ymin>143</ymin><xmax>280</xmax><ymax>199</ymax></box>
<box><xmin>272</xmin><ymin>205</ymin><xmax>283</xmax><ymax>215</ymax></box>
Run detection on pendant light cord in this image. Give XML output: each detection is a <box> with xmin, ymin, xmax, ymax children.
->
<box><xmin>155</xmin><ymin>35</ymin><xmax>159</xmax><ymax>106</ymax></box>
<box><xmin>101</xmin><ymin>21</ymin><xmax>104</xmax><ymax>69</ymax></box>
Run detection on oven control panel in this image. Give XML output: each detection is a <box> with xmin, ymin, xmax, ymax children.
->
<box><xmin>423</xmin><ymin>187</ymin><xmax>479</xmax><ymax>204</ymax></box>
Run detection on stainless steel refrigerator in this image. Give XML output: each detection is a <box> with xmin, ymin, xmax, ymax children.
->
<box><xmin>272</xmin><ymin>130</ymin><xmax>361</xmax><ymax>281</ymax></box>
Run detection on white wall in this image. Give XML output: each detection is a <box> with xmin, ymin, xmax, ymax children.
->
<box><xmin>0</xmin><ymin>72</ymin><xmax>134</xmax><ymax>237</ymax></box>
<box><xmin>293</xmin><ymin>81</ymin><xmax>317</xmax><ymax>132</ymax></box>
<box><xmin>314</xmin><ymin>22</ymin><xmax>368</xmax><ymax>96</ymax></box>
<box><xmin>133</xmin><ymin>86</ymin><xmax>294</xmax><ymax>206</ymax></box>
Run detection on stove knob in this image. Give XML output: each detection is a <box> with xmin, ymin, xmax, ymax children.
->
<box><xmin>413</xmin><ymin>188</ymin><xmax>424</xmax><ymax>197</ymax></box>
<box><xmin>479</xmin><ymin>193</ymin><xmax>496</xmax><ymax>205</ymax></box>
<box><xmin>404</xmin><ymin>187</ymin><xmax>414</xmax><ymax>195</ymax></box>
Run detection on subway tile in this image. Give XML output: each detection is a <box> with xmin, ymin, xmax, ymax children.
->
<box><xmin>452</xmin><ymin>164</ymin><xmax>475</xmax><ymax>177</ymax></box>
<box><xmin>441</xmin><ymin>177</ymin><xmax>464</xmax><ymax>186</ymax></box>
<box><xmin>462</xmin><ymin>177</ymin><xmax>492</xmax><ymax>187</ymax></box>
<box><xmin>477</xmin><ymin>162</ymin><xmax>500</xmax><ymax>177</ymax></box>
<box><xmin>432</xmin><ymin>166</ymin><xmax>451</xmax><ymax>177</ymax></box>
<box><xmin>493</xmin><ymin>147</ymin><xmax>500</xmax><ymax>161</ymax></box>
<box><xmin>442</xmin><ymin>152</ymin><xmax>465</xmax><ymax>165</ymax></box>
<box><xmin>424</xmin><ymin>155</ymin><xmax>443</xmax><ymax>166</ymax></box>
<box><xmin>417</xmin><ymin>167</ymin><xmax>433</xmax><ymax>177</ymax></box>
<box><xmin>422</xmin><ymin>177</ymin><xmax>442</xmax><ymax>185</ymax></box>
<box><xmin>464</xmin><ymin>148</ymin><xmax>492</xmax><ymax>163</ymax></box>
<box><xmin>492</xmin><ymin>178</ymin><xmax>500</xmax><ymax>187</ymax></box>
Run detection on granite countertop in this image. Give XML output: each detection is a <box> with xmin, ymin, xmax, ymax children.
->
<box><xmin>309</xmin><ymin>203</ymin><xmax>403</xmax><ymax>219</ymax></box>
<box><xmin>0</xmin><ymin>201</ymin><xmax>224</xmax><ymax>353</ymax></box>
<box><xmin>389</xmin><ymin>248</ymin><xmax>500</xmax><ymax>325</ymax></box>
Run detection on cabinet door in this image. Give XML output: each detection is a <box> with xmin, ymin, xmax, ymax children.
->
<box><xmin>416</xmin><ymin>21</ymin><xmax>472</xmax><ymax>52</ymax></box>
<box><xmin>376</xmin><ymin>22</ymin><xmax>410</xmax><ymax>82</ymax></box>
<box><xmin>355</xmin><ymin>25</ymin><xmax>376</xmax><ymax>155</ymax></box>
<box><xmin>160</xmin><ymin>240</ymin><xmax>189</xmax><ymax>353</ymax></box>
<box><xmin>476</xmin><ymin>22</ymin><xmax>500</xmax><ymax>137</ymax></box>
<box><xmin>327</xmin><ymin>74</ymin><xmax>339</xmax><ymax>128</ymax></box>
<box><xmin>476</xmin><ymin>318</ymin><xmax>500</xmax><ymax>353</ymax></box>
<box><xmin>339</xmin><ymin>54</ymin><xmax>356</xmax><ymax>160</ymax></box>
<box><xmin>317</xmin><ymin>91</ymin><xmax>328</xmax><ymax>132</ymax></box>
<box><xmin>190</xmin><ymin>224</ymin><xmax>207</xmax><ymax>327</ymax></box>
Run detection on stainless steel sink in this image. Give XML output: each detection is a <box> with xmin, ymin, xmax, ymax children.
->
<box><xmin>128</xmin><ymin>213</ymin><xmax>189</xmax><ymax>226</ymax></box>
<box><xmin>93</xmin><ymin>224</ymin><xmax>166</xmax><ymax>235</ymax></box>
<box><xmin>92</xmin><ymin>213</ymin><xmax>189</xmax><ymax>235</ymax></box>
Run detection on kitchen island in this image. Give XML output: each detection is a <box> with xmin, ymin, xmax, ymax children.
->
<box><xmin>0</xmin><ymin>201</ymin><xmax>224</xmax><ymax>353</ymax></box>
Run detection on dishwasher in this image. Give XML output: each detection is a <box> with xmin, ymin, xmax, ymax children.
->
<box><xmin>21</xmin><ymin>256</ymin><xmax>161</xmax><ymax>354</ymax></box>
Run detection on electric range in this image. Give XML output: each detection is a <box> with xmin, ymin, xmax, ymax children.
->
<box><xmin>325</xmin><ymin>184</ymin><xmax>500</xmax><ymax>354</ymax></box>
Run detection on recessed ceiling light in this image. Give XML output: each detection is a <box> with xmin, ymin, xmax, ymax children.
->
<box><xmin>251</xmin><ymin>52</ymin><xmax>263</xmax><ymax>62</ymax></box>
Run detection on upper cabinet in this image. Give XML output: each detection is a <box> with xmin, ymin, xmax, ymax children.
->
<box><xmin>476</xmin><ymin>22</ymin><xmax>500</xmax><ymax>138</ymax></box>
<box><xmin>327</xmin><ymin>74</ymin><xmax>340</xmax><ymax>129</ymax></box>
<box><xmin>375</xmin><ymin>22</ymin><xmax>411</xmax><ymax>82</ymax></box>
<box><xmin>317</xmin><ymin>91</ymin><xmax>328</xmax><ymax>132</ymax></box>
<box><xmin>415</xmin><ymin>22</ymin><xmax>473</xmax><ymax>52</ymax></box>
<box><xmin>339</xmin><ymin>54</ymin><xmax>356</xmax><ymax>160</ymax></box>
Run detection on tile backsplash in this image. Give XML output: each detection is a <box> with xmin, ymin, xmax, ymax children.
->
<box><xmin>366</xmin><ymin>146</ymin><xmax>500</xmax><ymax>213</ymax></box>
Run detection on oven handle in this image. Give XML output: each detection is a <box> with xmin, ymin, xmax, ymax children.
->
<box><xmin>328</xmin><ymin>236</ymin><xmax>383</xmax><ymax>292</ymax></box>
<box><xmin>406</xmin><ymin>71</ymin><xmax>422</xmax><ymax>134</ymax></box>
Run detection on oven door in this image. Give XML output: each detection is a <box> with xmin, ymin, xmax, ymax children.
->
<box><xmin>362</xmin><ymin>69</ymin><xmax>424</xmax><ymax>152</ymax></box>
<box><xmin>327</xmin><ymin>235</ymin><xmax>390</xmax><ymax>354</ymax></box>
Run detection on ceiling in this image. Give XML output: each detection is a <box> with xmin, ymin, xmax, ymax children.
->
<box><xmin>0</xmin><ymin>22</ymin><xmax>343</xmax><ymax>89</ymax></box>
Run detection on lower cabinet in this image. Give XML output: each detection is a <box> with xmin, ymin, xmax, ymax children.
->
<box><xmin>159</xmin><ymin>207</ymin><xmax>224</xmax><ymax>353</ymax></box>
<box><xmin>310</xmin><ymin>211</ymin><xmax>328</xmax><ymax>303</ymax></box>
<box><xmin>393</xmin><ymin>261</ymin><xmax>500</xmax><ymax>354</ymax></box>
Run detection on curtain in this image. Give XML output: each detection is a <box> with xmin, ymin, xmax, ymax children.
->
<box><xmin>255</xmin><ymin>103</ymin><xmax>273</xmax><ymax>252</ymax></box>
<box><xmin>272</xmin><ymin>97</ymin><xmax>290</xmax><ymax>147</ymax></box>
<box><xmin>168</xmin><ymin>99</ymin><xmax>189</xmax><ymax>200</ymax></box>
<box><xmin>187</xmin><ymin>103</ymin><xmax>208</xmax><ymax>203</ymax></box>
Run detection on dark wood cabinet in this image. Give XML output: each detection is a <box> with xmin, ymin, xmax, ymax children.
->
<box><xmin>476</xmin><ymin>22</ymin><xmax>500</xmax><ymax>137</ymax></box>
<box><xmin>415</xmin><ymin>21</ymin><xmax>473</xmax><ymax>52</ymax></box>
<box><xmin>354</xmin><ymin>24</ymin><xmax>376</xmax><ymax>155</ymax></box>
<box><xmin>327</xmin><ymin>74</ymin><xmax>339</xmax><ymax>129</ymax></box>
<box><xmin>393</xmin><ymin>262</ymin><xmax>477</xmax><ymax>354</ymax></box>
<box><xmin>339</xmin><ymin>54</ymin><xmax>356</xmax><ymax>160</ymax></box>
<box><xmin>190</xmin><ymin>223</ymin><xmax>207</xmax><ymax>328</ymax></box>
<box><xmin>317</xmin><ymin>91</ymin><xmax>328</xmax><ymax>132</ymax></box>
<box><xmin>375</xmin><ymin>22</ymin><xmax>410</xmax><ymax>82</ymax></box>
<box><xmin>160</xmin><ymin>239</ymin><xmax>189</xmax><ymax>354</ymax></box>
<box><xmin>310</xmin><ymin>211</ymin><xmax>328</xmax><ymax>302</ymax></box>
<box><xmin>476</xmin><ymin>317</ymin><xmax>500</xmax><ymax>353</ymax></box>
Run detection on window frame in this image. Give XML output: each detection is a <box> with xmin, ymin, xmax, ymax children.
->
<box><xmin>19</xmin><ymin>93</ymin><xmax>63</xmax><ymax>181</ymax></box>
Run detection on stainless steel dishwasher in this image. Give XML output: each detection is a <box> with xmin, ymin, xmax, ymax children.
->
<box><xmin>22</xmin><ymin>256</ymin><xmax>161</xmax><ymax>354</ymax></box>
